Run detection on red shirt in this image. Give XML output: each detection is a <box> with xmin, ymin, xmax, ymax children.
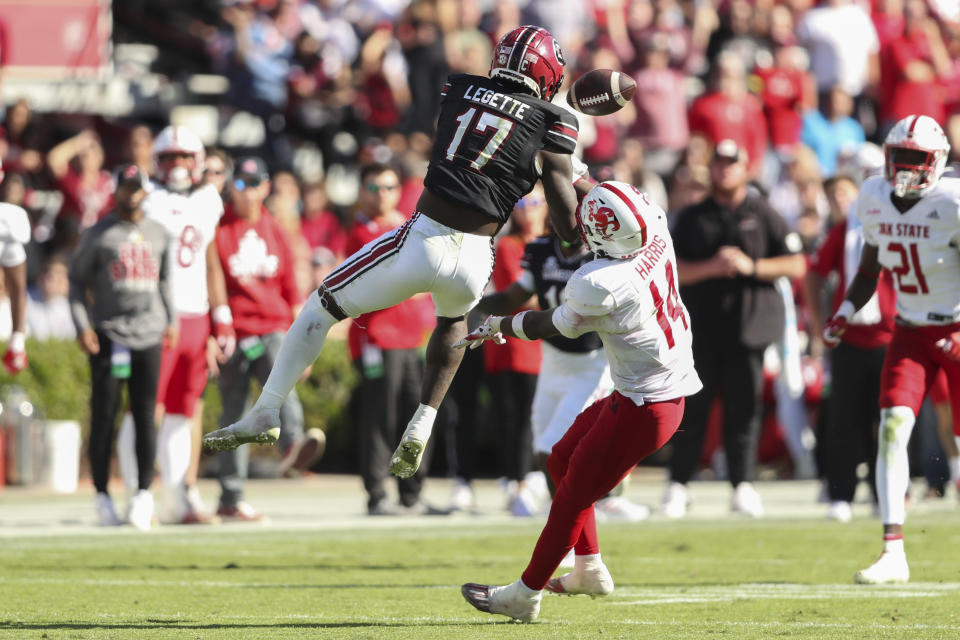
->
<box><xmin>216</xmin><ymin>205</ymin><xmax>303</xmax><ymax>338</ymax></box>
<box><xmin>57</xmin><ymin>167</ymin><xmax>114</xmax><ymax>229</ymax></box>
<box><xmin>879</xmin><ymin>30</ymin><xmax>946</xmax><ymax>124</ymax></box>
<box><xmin>688</xmin><ymin>91</ymin><xmax>768</xmax><ymax>176</ymax></box>
<box><xmin>301</xmin><ymin>210</ymin><xmax>346</xmax><ymax>255</ymax></box>
<box><xmin>346</xmin><ymin>213</ymin><xmax>435</xmax><ymax>359</ymax></box>
<box><xmin>752</xmin><ymin>66</ymin><xmax>806</xmax><ymax>150</ymax></box>
<box><xmin>483</xmin><ymin>235</ymin><xmax>542</xmax><ymax>375</ymax></box>
<box><xmin>809</xmin><ymin>220</ymin><xmax>896</xmax><ymax>349</ymax></box>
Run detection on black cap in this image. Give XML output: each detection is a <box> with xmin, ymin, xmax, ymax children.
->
<box><xmin>233</xmin><ymin>156</ymin><xmax>269</xmax><ymax>187</ymax></box>
<box><xmin>114</xmin><ymin>163</ymin><xmax>148</xmax><ymax>190</ymax></box>
<box><xmin>714</xmin><ymin>139</ymin><xmax>747</xmax><ymax>162</ymax></box>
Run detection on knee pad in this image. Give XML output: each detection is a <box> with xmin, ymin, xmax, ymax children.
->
<box><xmin>879</xmin><ymin>406</ymin><xmax>915</xmax><ymax>462</ymax></box>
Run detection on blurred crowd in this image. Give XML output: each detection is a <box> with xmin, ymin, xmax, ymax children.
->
<box><xmin>2</xmin><ymin>0</ymin><xmax>960</xmax><ymax>516</ymax></box>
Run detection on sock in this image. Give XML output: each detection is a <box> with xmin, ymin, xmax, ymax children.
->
<box><xmin>883</xmin><ymin>533</ymin><xmax>905</xmax><ymax>554</ymax></box>
<box><xmin>158</xmin><ymin>414</ymin><xmax>191</xmax><ymax>519</ymax></box>
<box><xmin>514</xmin><ymin>579</ymin><xmax>541</xmax><ymax>597</ymax></box>
<box><xmin>876</xmin><ymin>406</ymin><xmax>915</xmax><ymax>526</ymax></box>
<box><xmin>257</xmin><ymin>294</ymin><xmax>337</xmax><ymax>411</ymax></box>
<box><xmin>402</xmin><ymin>404</ymin><xmax>438</xmax><ymax>443</ymax></box>
<box><xmin>116</xmin><ymin>413</ymin><xmax>139</xmax><ymax>494</ymax></box>
<box><xmin>574</xmin><ymin>553</ymin><xmax>602</xmax><ymax>571</ymax></box>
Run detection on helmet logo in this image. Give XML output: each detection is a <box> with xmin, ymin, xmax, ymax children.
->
<box><xmin>554</xmin><ymin>41</ymin><xmax>565</xmax><ymax>66</ymax></box>
<box><xmin>589</xmin><ymin>206</ymin><xmax>620</xmax><ymax>239</ymax></box>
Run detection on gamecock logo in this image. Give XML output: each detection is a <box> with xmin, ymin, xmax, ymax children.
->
<box><xmin>589</xmin><ymin>207</ymin><xmax>620</xmax><ymax>238</ymax></box>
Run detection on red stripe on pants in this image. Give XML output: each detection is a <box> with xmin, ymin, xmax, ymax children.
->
<box><xmin>520</xmin><ymin>393</ymin><xmax>684</xmax><ymax>590</ymax></box>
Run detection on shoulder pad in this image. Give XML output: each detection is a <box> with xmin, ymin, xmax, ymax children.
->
<box><xmin>565</xmin><ymin>272</ymin><xmax>615</xmax><ymax>317</ymax></box>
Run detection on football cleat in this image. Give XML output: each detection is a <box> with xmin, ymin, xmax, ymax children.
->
<box><xmin>661</xmin><ymin>481</ymin><xmax>690</xmax><ymax>519</ymax></box>
<box><xmin>202</xmin><ymin>408</ymin><xmax>281</xmax><ymax>452</ymax></box>
<box><xmin>595</xmin><ymin>496</ymin><xmax>651</xmax><ymax>522</ymax></box>
<box><xmin>278</xmin><ymin>428</ymin><xmax>326</xmax><ymax>475</ymax></box>
<box><xmin>854</xmin><ymin>551</ymin><xmax>909</xmax><ymax>584</ymax></box>
<box><xmin>461</xmin><ymin>581</ymin><xmax>541</xmax><ymax>622</ymax></box>
<box><xmin>95</xmin><ymin>492</ymin><xmax>122</xmax><ymax>527</ymax></box>
<box><xmin>389</xmin><ymin>437</ymin><xmax>425</xmax><ymax>479</ymax></box>
<box><xmin>545</xmin><ymin>563</ymin><xmax>614</xmax><ymax>598</ymax></box>
<box><xmin>217</xmin><ymin>501</ymin><xmax>268</xmax><ymax>523</ymax></box>
<box><xmin>127</xmin><ymin>490</ymin><xmax>154</xmax><ymax>531</ymax></box>
<box><xmin>731</xmin><ymin>482</ymin><xmax>764</xmax><ymax>517</ymax></box>
<box><xmin>826</xmin><ymin>500</ymin><xmax>853</xmax><ymax>523</ymax></box>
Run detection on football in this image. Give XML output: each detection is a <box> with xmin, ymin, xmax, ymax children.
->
<box><xmin>566</xmin><ymin>69</ymin><xmax>637</xmax><ymax>116</ymax></box>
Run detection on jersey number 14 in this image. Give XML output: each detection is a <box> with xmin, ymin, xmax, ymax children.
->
<box><xmin>649</xmin><ymin>261</ymin><xmax>688</xmax><ymax>349</ymax></box>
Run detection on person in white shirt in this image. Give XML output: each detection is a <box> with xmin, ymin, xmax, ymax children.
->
<box><xmin>458</xmin><ymin>181</ymin><xmax>702</xmax><ymax>622</ymax></box>
<box><xmin>0</xmin><ymin>161</ymin><xmax>30</xmax><ymax>374</ymax></box>
<box><xmin>824</xmin><ymin>115</ymin><xmax>960</xmax><ymax>584</ymax></box>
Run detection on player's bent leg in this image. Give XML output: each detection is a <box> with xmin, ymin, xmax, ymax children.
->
<box><xmin>545</xmin><ymin>556</ymin><xmax>614</xmax><ymax>598</ymax></box>
<box><xmin>157</xmin><ymin>413</ymin><xmax>191</xmax><ymax>522</ymax></box>
<box><xmin>390</xmin><ymin>316</ymin><xmax>467</xmax><ymax>479</ymax></box>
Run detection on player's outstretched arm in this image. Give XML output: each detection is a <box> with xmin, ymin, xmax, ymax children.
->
<box><xmin>454</xmin><ymin>309</ymin><xmax>559</xmax><ymax>349</ymax></box>
<box><xmin>823</xmin><ymin>243</ymin><xmax>882</xmax><ymax>346</ymax></box>
<box><xmin>539</xmin><ymin>150</ymin><xmax>579</xmax><ymax>244</ymax></box>
<box><xmin>475</xmin><ymin>282</ymin><xmax>535</xmax><ymax>316</ymax></box>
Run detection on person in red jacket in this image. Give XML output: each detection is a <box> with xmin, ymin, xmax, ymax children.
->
<box><xmin>688</xmin><ymin>51</ymin><xmax>768</xmax><ymax>179</ymax></box>
<box><xmin>347</xmin><ymin>163</ymin><xmax>438</xmax><ymax>515</ymax></box>
<box><xmin>207</xmin><ymin>156</ymin><xmax>324</xmax><ymax>521</ymax></box>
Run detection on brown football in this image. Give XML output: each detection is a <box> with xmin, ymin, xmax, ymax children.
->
<box><xmin>566</xmin><ymin>69</ymin><xmax>637</xmax><ymax>116</ymax></box>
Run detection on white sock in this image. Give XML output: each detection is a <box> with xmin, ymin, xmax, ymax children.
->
<box><xmin>158</xmin><ymin>414</ymin><xmax>190</xmax><ymax>518</ymax></box>
<box><xmin>949</xmin><ymin>455</ymin><xmax>960</xmax><ymax>485</ymax></box>
<box><xmin>257</xmin><ymin>294</ymin><xmax>337</xmax><ymax>411</ymax></box>
<box><xmin>403</xmin><ymin>404</ymin><xmax>437</xmax><ymax>443</ymax></box>
<box><xmin>513</xmin><ymin>578</ymin><xmax>541</xmax><ymax>597</ymax></box>
<box><xmin>116</xmin><ymin>413</ymin><xmax>139</xmax><ymax>494</ymax></box>
<box><xmin>883</xmin><ymin>536</ymin><xmax>905</xmax><ymax>554</ymax></box>
<box><xmin>876</xmin><ymin>406</ymin><xmax>915</xmax><ymax>526</ymax></box>
<box><xmin>574</xmin><ymin>553</ymin><xmax>602</xmax><ymax>571</ymax></box>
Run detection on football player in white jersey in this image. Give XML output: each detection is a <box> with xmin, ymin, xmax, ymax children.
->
<box><xmin>116</xmin><ymin>125</ymin><xmax>229</xmax><ymax>524</ymax></box>
<box><xmin>458</xmin><ymin>181</ymin><xmax>702</xmax><ymax>622</ymax></box>
<box><xmin>0</xmin><ymin>160</ymin><xmax>31</xmax><ymax>375</ymax></box>
<box><xmin>823</xmin><ymin>114</ymin><xmax>960</xmax><ymax>584</ymax></box>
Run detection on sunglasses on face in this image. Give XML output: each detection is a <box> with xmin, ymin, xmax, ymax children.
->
<box><xmin>365</xmin><ymin>183</ymin><xmax>400</xmax><ymax>193</ymax></box>
<box><xmin>234</xmin><ymin>177</ymin><xmax>262</xmax><ymax>190</ymax></box>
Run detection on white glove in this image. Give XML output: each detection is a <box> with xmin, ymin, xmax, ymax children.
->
<box><xmin>453</xmin><ymin>316</ymin><xmax>507</xmax><ymax>349</ymax></box>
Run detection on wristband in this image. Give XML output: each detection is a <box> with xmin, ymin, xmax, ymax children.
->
<box><xmin>512</xmin><ymin>311</ymin><xmax>530</xmax><ymax>341</ymax></box>
<box><xmin>9</xmin><ymin>331</ymin><xmax>25</xmax><ymax>352</ymax></box>
<box><xmin>836</xmin><ymin>300</ymin><xmax>856</xmax><ymax>320</ymax></box>
<box><xmin>212</xmin><ymin>305</ymin><xmax>233</xmax><ymax>325</ymax></box>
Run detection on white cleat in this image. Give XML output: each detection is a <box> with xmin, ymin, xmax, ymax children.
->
<box><xmin>595</xmin><ymin>496</ymin><xmax>651</xmax><ymax>522</ymax></box>
<box><xmin>661</xmin><ymin>482</ymin><xmax>690</xmax><ymax>519</ymax></box>
<box><xmin>461</xmin><ymin>580</ymin><xmax>541</xmax><ymax>622</ymax></box>
<box><xmin>95</xmin><ymin>492</ymin><xmax>122</xmax><ymax>527</ymax></box>
<box><xmin>558</xmin><ymin>549</ymin><xmax>575</xmax><ymax>569</ymax></box>
<box><xmin>826</xmin><ymin>500</ymin><xmax>853</xmax><ymax>523</ymax></box>
<box><xmin>854</xmin><ymin>551</ymin><xmax>909</xmax><ymax>584</ymax></box>
<box><xmin>128</xmin><ymin>490</ymin><xmax>154</xmax><ymax>531</ymax></box>
<box><xmin>731</xmin><ymin>482</ymin><xmax>764</xmax><ymax>517</ymax></box>
<box><xmin>202</xmin><ymin>408</ymin><xmax>281</xmax><ymax>452</ymax></box>
<box><xmin>389</xmin><ymin>436</ymin><xmax>425</xmax><ymax>479</ymax></box>
<box><xmin>545</xmin><ymin>562</ymin><xmax>614</xmax><ymax>598</ymax></box>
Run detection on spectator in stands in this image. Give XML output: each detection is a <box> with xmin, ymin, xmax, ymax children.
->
<box><xmin>482</xmin><ymin>187</ymin><xmax>547</xmax><ymax>516</ymax></box>
<box><xmin>396</xmin><ymin>2</ymin><xmax>450</xmax><ymax>136</ymax></box>
<box><xmin>69</xmin><ymin>164</ymin><xmax>175</xmax><ymax>530</ymax></box>
<box><xmin>752</xmin><ymin>43</ymin><xmax>811</xmax><ymax>156</ymax></box>
<box><xmin>209</xmin><ymin>156</ymin><xmax>321</xmax><ymax>521</ymax></box>
<box><xmin>0</xmin><ymin>99</ymin><xmax>44</xmax><ymax>178</ymax></box>
<box><xmin>26</xmin><ymin>254</ymin><xmax>75</xmax><ymax>340</ymax></box>
<box><xmin>203</xmin><ymin>147</ymin><xmax>233</xmax><ymax>198</ymax></box>
<box><xmin>608</xmin><ymin>139</ymin><xmax>668</xmax><ymax>212</ymax></box>
<box><xmin>796</xmin><ymin>0</ymin><xmax>880</xmax><ymax>104</ymax></box>
<box><xmin>877</xmin><ymin>0</ymin><xmax>952</xmax><ymax>132</ymax></box>
<box><xmin>802</xmin><ymin>86</ymin><xmax>866</xmax><ymax>177</ymax></box>
<box><xmin>663</xmin><ymin>139</ymin><xmax>806</xmax><ymax>519</ymax></box>
<box><xmin>301</xmin><ymin>181</ymin><xmax>345</xmax><ymax>259</ymax></box>
<box><xmin>688</xmin><ymin>51</ymin><xmax>768</xmax><ymax>178</ymax></box>
<box><xmin>125</xmin><ymin>125</ymin><xmax>154</xmax><ymax>177</ymax></box>
<box><xmin>266</xmin><ymin>171</ymin><xmax>312</xmax><ymax>298</ymax></box>
<box><xmin>768</xmin><ymin>145</ymin><xmax>829</xmax><ymax>235</ymax></box>
<box><xmin>356</xmin><ymin>22</ymin><xmax>410</xmax><ymax>137</ymax></box>
<box><xmin>630</xmin><ymin>33</ymin><xmax>689</xmax><ymax>178</ymax></box>
<box><xmin>47</xmin><ymin>130</ymin><xmax>114</xmax><ymax>251</ymax></box>
<box><xmin>346</xmin><ymin>162</ymin><xmax>436</xmax><ymax>515</ymax></box>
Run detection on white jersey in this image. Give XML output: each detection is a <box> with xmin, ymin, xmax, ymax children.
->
<box><xmin>857</xmin><ymin>175</ymin><xmax>960</xmax><ymax>326</ymax></box>
<box><xmin>0</xmin><ymin>203</ymin><xmax>30</xmax><ymax>268</ymax></box>
<box><xmin>142</xmin><ymin>183</ymin><xmax>224</xmax><ymax>315</ymax></box>
<box><xmin>551</xmin><ymin>216</ymin><xmax>702</xmax><ymax>405</ymax></box>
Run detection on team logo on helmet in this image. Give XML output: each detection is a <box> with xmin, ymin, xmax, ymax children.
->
<box><xmin>589</xmin><ymin>206</ymin><xmax>620</xmax><ymax>239</ymax></box>
<box><xmin>554</xmin><ymin>41</ymin><xmax>565</xmax><ymax>66</ymax></box>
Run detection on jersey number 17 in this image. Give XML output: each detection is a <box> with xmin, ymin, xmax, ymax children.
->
<box><xmin>445</xmin><ymin>107</ymin><xmax>514</xmax><ymax>171</ymax></box>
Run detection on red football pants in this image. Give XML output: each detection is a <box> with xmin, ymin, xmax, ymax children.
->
<box><xmin>521</xmin><ymin>392</ymin><xmax>684</xmax><ymax>590</ymax></box>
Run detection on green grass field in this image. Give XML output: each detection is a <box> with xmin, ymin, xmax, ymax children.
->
<box><xmin>1</xmin><ymin>478</ymin><xmax>959</xmax><ymax>639</ymax></box>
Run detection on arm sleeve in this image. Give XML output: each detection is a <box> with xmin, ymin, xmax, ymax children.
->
<box><xmin>551</xmin><ymin>273</ymin><xmax>615</xmax><ymax>338</ymax></box>
<box><xmin>68</xmin><ymin>230</ymin><xmax>98</xmax><ymax>335</ymax></box>
<box><xmin>542</xmin><ymin>108</ymin><xmax>579</xmax><ymax>154</ymax></box>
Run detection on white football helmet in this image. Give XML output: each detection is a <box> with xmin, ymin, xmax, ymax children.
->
<box><xmin>153</xmin><ymin>125</ymin><xmax>205</xmax><ymax>193</ymax></box>
<box><xmin>576</xmin><ymin>181</ymin><xmax>663</xmax><ymax>259</ymax></box>
<box><xmin>883</xmin><ymin>115</ymin><xmax>949</xmax><ymax>198</ymax></box>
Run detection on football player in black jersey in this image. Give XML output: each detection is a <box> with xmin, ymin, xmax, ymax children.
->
<box><xmin>203</xmin><ymin>26</ymin><xmax>582</xmax><ymax>482</ymax></box>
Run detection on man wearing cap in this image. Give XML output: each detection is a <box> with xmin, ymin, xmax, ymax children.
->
<box><xmin>206</xmin><ymin>156</ymin><xmax>321</xmax><ymax>521</ymax></box>
<box><xmin>661</xmin><ymin>139</ymin><xmax>806</xmax><ymax>519</ymax></box>
<box><xmin>69</xmin><ymin>164</ymin><xmax>176</xmax><ymax>530</ymax></box>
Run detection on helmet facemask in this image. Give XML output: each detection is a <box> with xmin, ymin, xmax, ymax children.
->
<box><xmin>885</xmin><ymin>145</ymin><xmax>943</xmax><ymax>198</ymax></box>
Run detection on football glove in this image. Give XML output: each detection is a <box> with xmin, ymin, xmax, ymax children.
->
<box><xmin>936</xmin><ymin>332</ymin><xmax>960</xmax><ymax>362</ymax></box>
<box><xmin>823</xmin><ymin>301</ymin><xmax>854</xmax><ymax>348</ymax></box>
<box><xmin>3</xmin><ymin>332</ymin><xmax>26</xmax><ymax>375</ymax></box>
<box><xmin>212</xmin><ymin>305</ymin><xmax>236</xmax><ymax>359</ymax></box>
<box><xmin>453</xmin><ymin>316</ymin><xmax>506</xmax><ymax>350</ymax></box>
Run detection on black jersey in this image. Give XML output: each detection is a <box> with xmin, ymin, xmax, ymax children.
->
<box><xmin>425</xmin><ymin>74</ymin><xmax>579</xmax><ymax>225</ymax></box>
<box><xmin>521</xmin><ymin>236</ymin><xmax>603</xmax><ymax>354</ymax></box>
